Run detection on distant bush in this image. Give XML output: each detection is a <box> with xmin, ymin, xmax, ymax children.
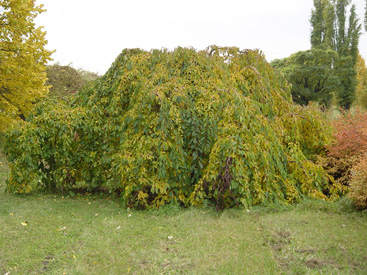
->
<box><xmin>46</xmin><ymin>64</ymin><xmax>99</xmax><ymax>98</ymax></box>
<box><xmin>5</xmin><ymin>47</ymin><xmax>341</xmax><ymax>209</ymax></box>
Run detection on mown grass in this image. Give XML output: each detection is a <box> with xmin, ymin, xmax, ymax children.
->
<box><xmin>1</xmin><ymin>151</ymin><xmax>367</xmax><ymax>274</ymax></box>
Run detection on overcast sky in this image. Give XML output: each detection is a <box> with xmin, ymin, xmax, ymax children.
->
<box><xmin>35</xmin><ymin>0</ymin><xmax>367</xmax><ymax>75</ymax></box>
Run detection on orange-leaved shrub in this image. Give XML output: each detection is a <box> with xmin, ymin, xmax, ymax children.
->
<box><xmin>328</xmin><ymin>108</ymin><xmax>367</xmax><ymax>159</ymax></box>
<box><xmin>321</xmin><ymin>108</ymin><xmax>367</xmax><ymax>208</ymax></box>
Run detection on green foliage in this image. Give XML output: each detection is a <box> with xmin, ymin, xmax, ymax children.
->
<box><xmin>335</xmin><ymin>55</ymin><xmax>358</xmax><ymax>109</ymax></box>
<box><xmin>5</xmin><ymin>98</ymin><xmax>87</xmax><ymax>194</ymax></box>
<box><xmin>5</xmin><ymin>47</ymin><xmax>341</xmax><ymax>209</ymax></box>
<box><xmin>271</xmin><ymin>48</ymin><xmax>340</xmax><ymax>107</ymax></box>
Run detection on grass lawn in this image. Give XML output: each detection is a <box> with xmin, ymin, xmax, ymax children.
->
<box><xmin>1</xmin><ymin>152</ymin><xmax>367</xmax><ymax>274</ymax></box>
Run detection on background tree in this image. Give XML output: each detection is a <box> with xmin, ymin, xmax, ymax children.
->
<box><xmin>0</xmin><ymin>0</ymin><xmax>53</xmax><ymax>131</ymax></box>
<box><xmin>310</xmin><ymin>0</ymin><xmax>336</xmax><ymax>48</ymax></box>
<box><xmin>77</xmin><ymin>68</ymin><xmax>100</xmax><ymax>84</ymax></box>
<box><xmin>46</xmin><ymin>64</ymin><xmax>83</xmax><ymax>97</ymax></box>
<box><xmin>46</xmin><ymin>64</ymin><xmax>100</xmax><ymax>98</ymax></box>
<box><xmin>271</xmin><ymin>48</ymin><xmax>340</xmax><ymax>107</ymax></box>
<box><xmin>310</xmin><ymin>0</ymin><xmax>361</xmax><ymax>109</ymax></box>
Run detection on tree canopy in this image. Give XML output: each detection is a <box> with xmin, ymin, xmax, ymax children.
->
<box><xmin>5</xmin><ymin>47</ymin><xmax>344</xmax><ymax>209</ymax></box>
<box><xmin>271</xmin><ymin>48</ymin><xmax>340</xmax><ymax>107</ymax></box>
<box><xmin>0</xmin><ymin>0</ymin><xmax>53</xmax><ymax>131</ymax></box>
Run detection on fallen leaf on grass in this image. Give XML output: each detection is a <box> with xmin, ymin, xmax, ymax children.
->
<box><xmin>57</xmin><ymin>227</ymin><xmax>67</xmax><ymax>232</ymax></box>
<box><xmin>9</xmin><ymin>213</ymin><xmax>14</xmax><ymax>216</ymax></box>
<box><xmin>21</xmin><ymin>221</ymin><xmax>28</xmax><ymax>226</ymax></box>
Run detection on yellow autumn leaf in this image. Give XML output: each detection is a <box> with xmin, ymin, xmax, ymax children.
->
<box><xmin>57</xmin><ymin>227</ymin><xmax>66</xmax><ymax>232</ymax></box>
<box><xmin>21</xmin><ymin>221</ymin><xmax>28</xmax><ymax>226</ymax></box>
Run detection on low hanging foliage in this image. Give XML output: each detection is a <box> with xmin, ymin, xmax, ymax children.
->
<box><xmin>5</xmin><ymin>46</ymin><xmax>342</xmax><ymax>209</ymax></box>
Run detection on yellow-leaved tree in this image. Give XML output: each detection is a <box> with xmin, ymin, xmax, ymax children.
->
<box><xmin>0</xmin><ymin>0</ymin><xmax>53</xmax><ymax>131</ymax></box>
<box><xmin>355</xmin><ymin>54</ymin><xmax>367</xmax><ymax>109</ymax></box>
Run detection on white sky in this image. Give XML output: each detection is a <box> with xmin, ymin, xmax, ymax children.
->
<box><xmin>35</xmin><ymin>0</ymin><xmax>367</xmax><ymax>75</ymax></box>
